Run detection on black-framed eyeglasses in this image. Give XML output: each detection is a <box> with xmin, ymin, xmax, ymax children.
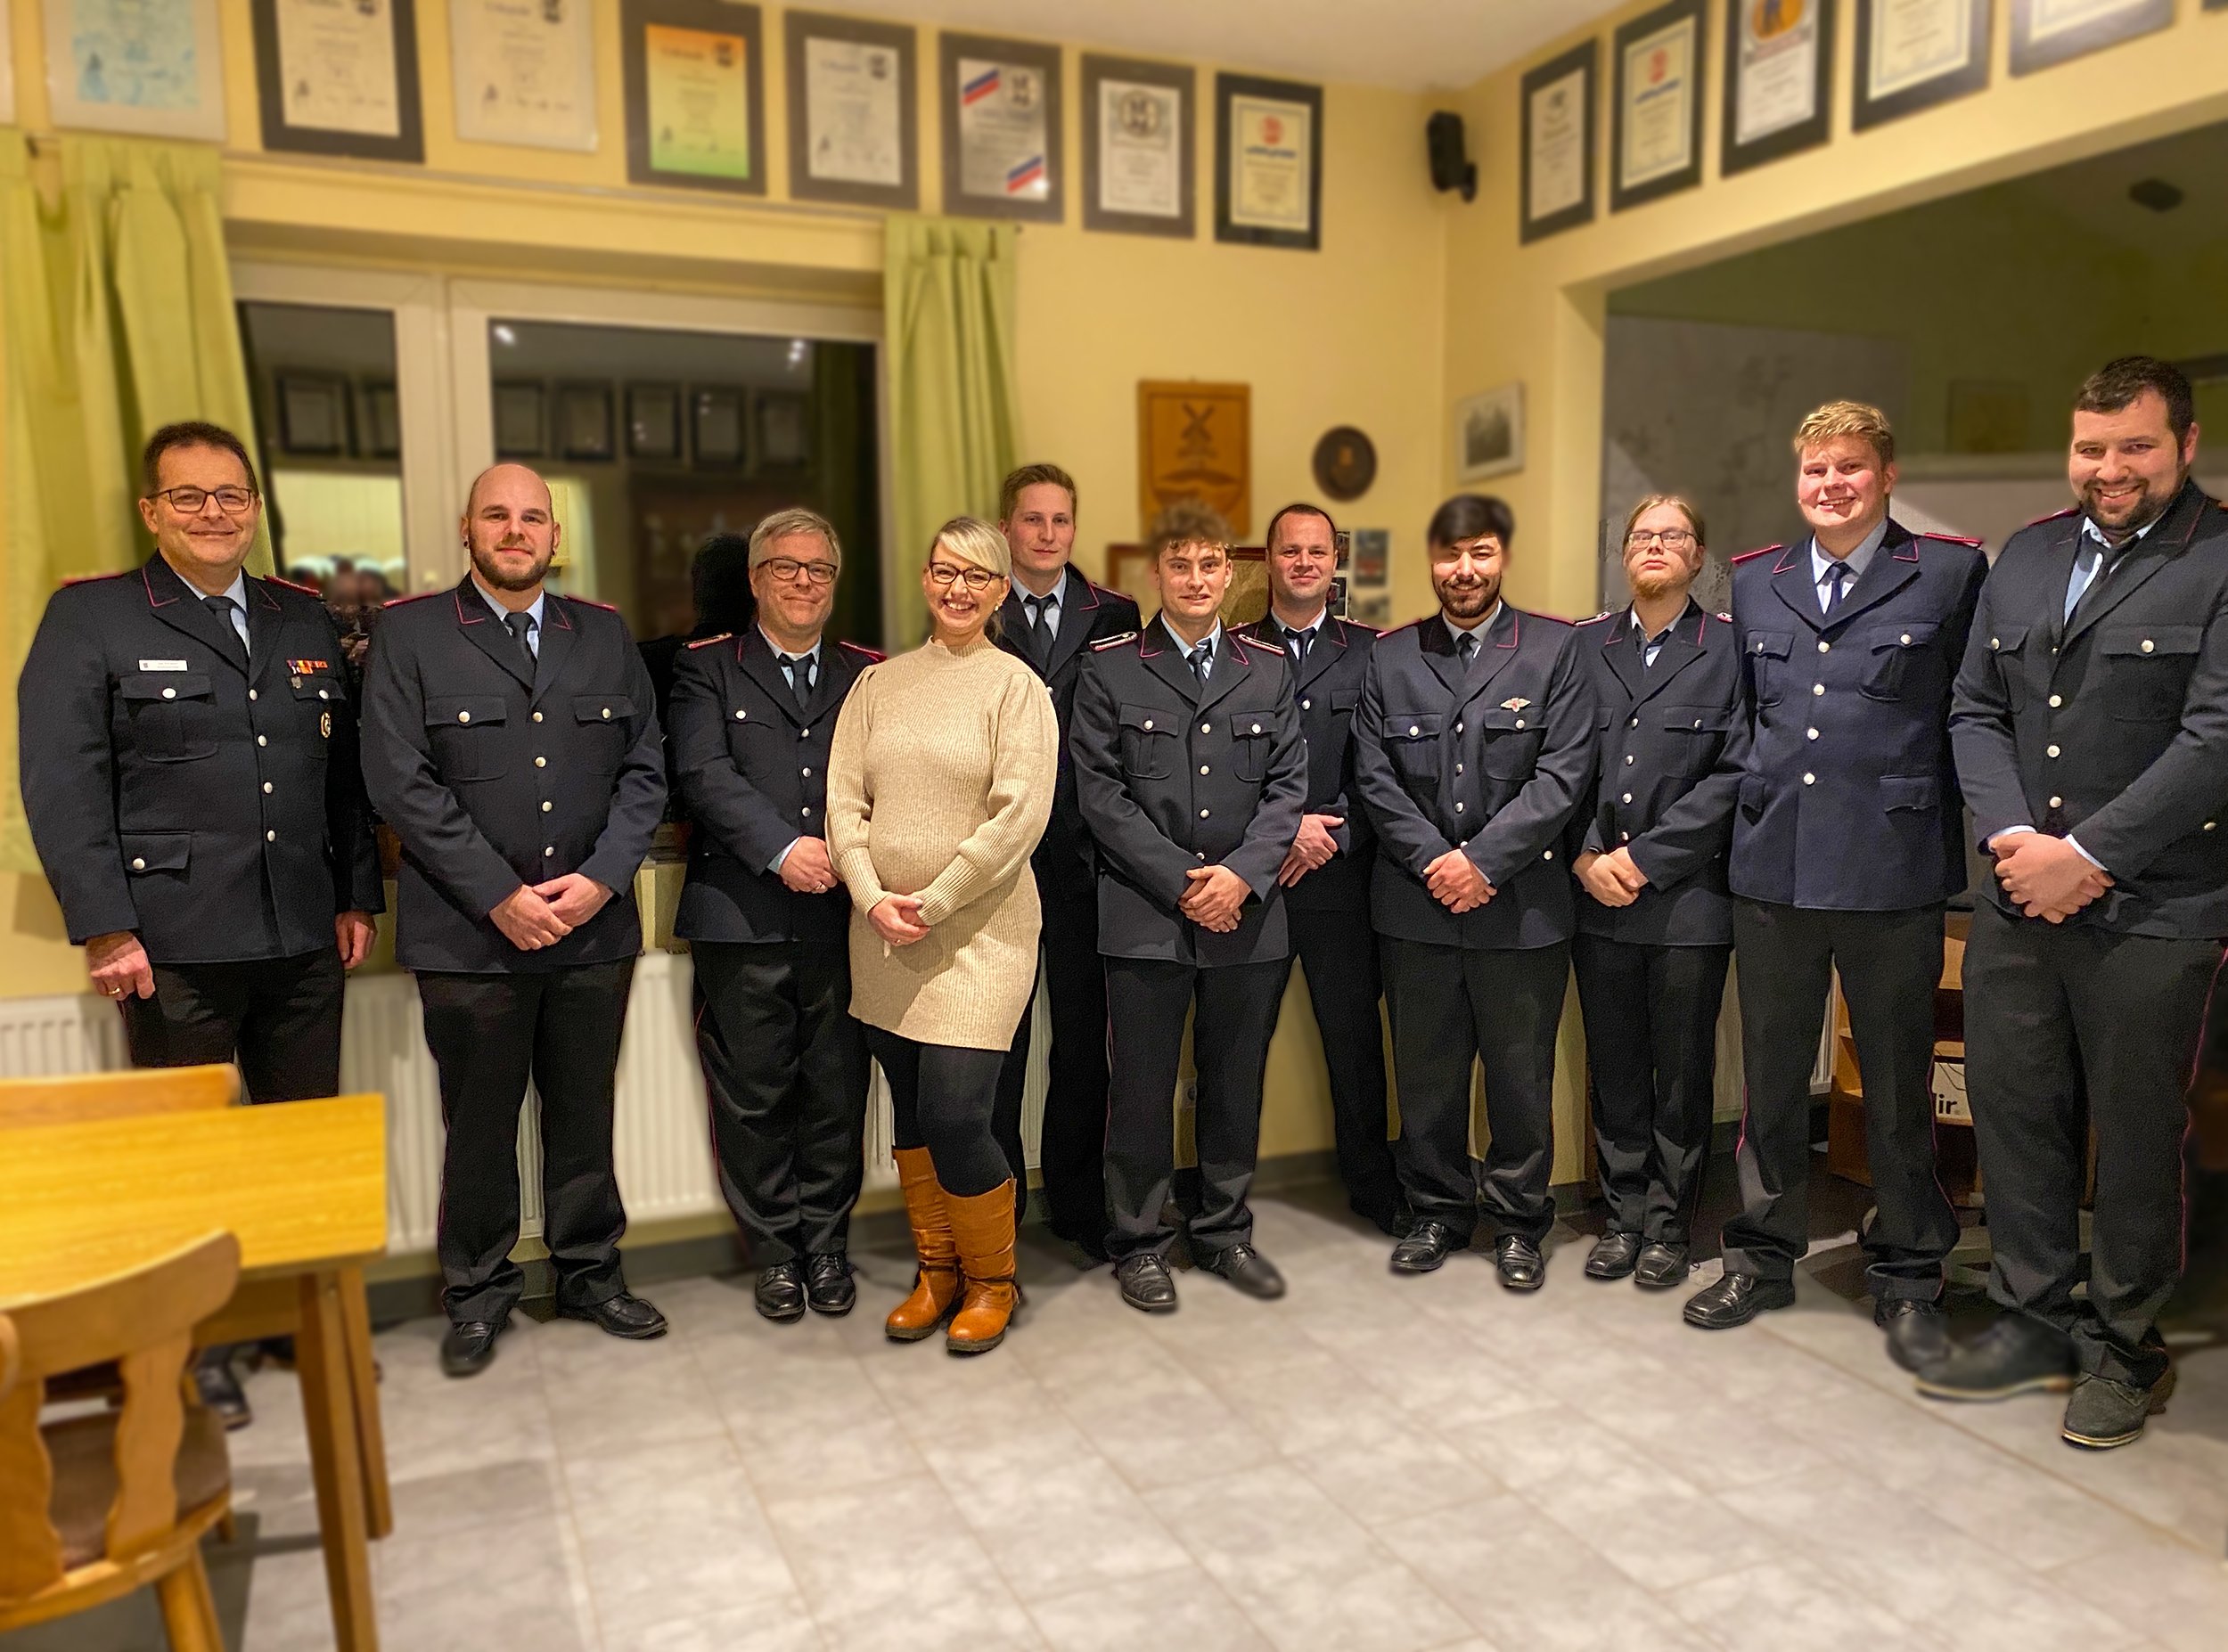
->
<box><xmin>152</xmin><ymin>485</ymin><xmax>258</xmax><ymax>515</ymax></box>
<box><xmin>927</xmin><ymin>562</ymin><xmax>1000</xmax><ymax>593</ymax></box>
<box><xmin>762</xmin><ymin>557</ymin><xmax>839</xmax><ymax>587</ymax></box>
<box><xmin>1626</xmin><ymin>529</ymin><xmax>1697</xmax><ymax>550</ymax></box>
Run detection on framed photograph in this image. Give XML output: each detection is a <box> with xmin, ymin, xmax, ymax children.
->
<box><xmin>43</xmin><ymin>0</ymin><xmax>227</xmax><ymax>140</ymax></box>
<box><xmin>1083</xmin><ymin>53</ymin><xmax>1193</xmax><ymax>239</ymax></box>
<box><xmin>627</xmin><ymin>384</ymin><xmax>681</xmax><ymax>460</ymax></box>
<box><xmin>1454</xmin><ymin>383</ymin><xmax>1526</xmax><ymax>483</ymax></box>
<box><xmin>623</xmin><ymin>0</ymin><xmax>766</xmax><ymax>196</ymax></box>
<box><xmin>1137</xmin><ymin>380</ymin><xmax>1250</xmax><ymax>537</ymax></box>
<box><xmin>1723</xmin><ymin>0</ymin><xmax>1834</xmax><ymax>175</ymax></box>
<box><xmin>557</xmin><ymin>383</ymin><xmax>614</xmax><ymax>461</ymax></box>
<box><xmin>939</xmin><ymin>32</ymin><xmax>1062</xmax><ymax>224</ymax></box>
<box><xmin>692</xmin><ymin>387</ymin><xmax>745</xmax><ymax>469</ymax></box>
<box><xmin>1349</xmin><ymin>527</ymin><xmax>1390</xmax><ymax>588</ymax></box>
<box><xmin>362</xmin><ymin>382</ymin><xmax>402</xmax><ymax>459</ymax></box>
<box><xmin>494</xmin><ymin>381</ymin><xmax>546</xmax><ymax>458</ymax></box>
<box><xmin>785</xmin><ymin>11</ymin><xmax>916</xmax><ymax>210</ymax></box>
<box><xmin>451</xmin><ymin>0</ymin><xmax>598</xmax><ymax>153</ymax></box>
<box><xmin>278</xmin><ymin>375</ymin><xmax>350</xmax><ymax>456</ymax></box>
<box><xmin>1520</xmin><ymin>40</ymin><xmax>1597</xmax><ymax>243</ymax></box>
<box><xmin>2011</xmin><ymin>0</ymin><xmax>2172</xmax><ymax>75</ymax></box>
<box><xmin>251</xmin><ymin>0</ymin><xmax>424</xmax><ymax>162</ymax></box>
<box><xmin>1215</xmin><ymin>72</ymin><xmax>1321</xmax><ymax>250</ymax></box>
<box><xmin>756</xmin><ymin>391</ymin><xmax>812</xmax><ymax>470</ymax></box>
<box><xmin>1312</xmin><ymin>427</ymin><xmax>1377</xmax><ymax>503</ymax></box>
<box><xmin>1612</xmin><ymin>0</ymin><xmax>1706</xmax><ymax>211</ymax></box>
<box><xmin>1853</xmin><ymin>0</ymin><xmax>1989</xmax><ymax>131</ymax></box>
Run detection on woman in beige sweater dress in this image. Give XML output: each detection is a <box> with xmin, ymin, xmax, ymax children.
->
<box><xmin>824</xmin><ymin>518</ymin><xmax>1058</xmax><ymax>1353</ymax></box>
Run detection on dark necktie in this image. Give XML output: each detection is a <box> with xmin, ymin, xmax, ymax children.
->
<box><xmin>1822</xmin><ymin>559</ymin><xmax>1854</xmax><ymax>619</ymax></box>
<box><xmin>503</xmin><ymin>609</ymin><xmax>536</xmax><ymax>667</ymax></box>
<box><xmin>203</xmin><ymin>595</ymin><xmax>244</xmax><ymax>661</ymax></box>
<box><xmin>1457</xmin><ymin>631</ymin><xmax>1479</xmax><ymax>668</ymax></box>
<box><xmin>1288</xmin><ymin>625</ymin><xmax>1313</xmax><ymax>669</ymax></box>
<box><xmin>1024</xmin><ymin>593</ymin><xmax>1058</xmax><ymax>666</ymax></box>
<box><xmin>1188</xmin><ymin>640</ymin><xmax>1212</xmax><ymax>687</ymax></box>
<box><xmin>779</xmin><ymin>651</ymin><xmax>815</xmax><ymax>707</ymax></box>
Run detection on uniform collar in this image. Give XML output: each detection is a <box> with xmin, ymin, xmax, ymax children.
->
<box><xmin>1810</xmin><ymin>519</ymin><xmax>1888</xmax><ymax>590</ymax></box>
<box><xmin>760</xmin><ymin>627</ymin><xmax>822</xmax><ymax>665</ymax></box>
<box><xmin>470</xmin><ymin>575</ymin><xmax>545</xmax><ymax>633</ymax></box>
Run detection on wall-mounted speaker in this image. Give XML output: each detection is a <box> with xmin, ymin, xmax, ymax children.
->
<box><xmin>1427</xmin><ymin>111</ymin><xmax>1476</xmax><ymax>203</ymax></box>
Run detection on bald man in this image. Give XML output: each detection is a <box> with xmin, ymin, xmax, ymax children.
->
<box><xmin>362</xmin><ymin>463</ymin><xmax>669</xmax><ymax>1377</ymax></box>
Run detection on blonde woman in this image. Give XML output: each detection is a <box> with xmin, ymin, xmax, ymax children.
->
<box><xmin>824</xmin><ymin>518</ymin><xmax>1059</xmax><ymax>1353</ymax></box>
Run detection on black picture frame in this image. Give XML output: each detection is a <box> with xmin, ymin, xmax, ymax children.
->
<box><xmin>1853</xmin><ymin>0</ymin><xmax>1990</xmax><ymax>131</ymax></box>
<box><xmin>755</xmin><ymin>391</ymin><xmax>813</xmax><ymax>471</ymax></box>
<box><xmin>494</xmin><ymin>382</ymin><xmax>546</xmax><ymax>459</ymax></box>
<box><xmin>1611</xmin><ymin>0</ymin><xmax>1708</xmax><ymax>212</ymax></box>
<box><xmin>278</xmin><ymin>375</ymin><xmax>351</xmax><ymax>456</ymax></box>
<box><xmin>251</xmin><ymin>0</ymin><xmax>425</xmax><ymax>164</ymax></box>
<box><xmin>784</xmin><ymin>11</ymin><xmax>917</xmax><ymax>210</ymax></box>
<box><xmin>623</xmin><ymin>0</ymin><xmax>767</xmax><ymax>197</ymax></box>
<box><xmin>692</xmin><ymin>387</ymin><xmax>747</xmax><ymax>470</ymax></box>
<box><xmin>1081</xmin><ymin>53</ymin><xmax>1194</xmax><ymax>240</ymax></box>
<box><xmin>1722</xmin><ymin>0</ymin><xmax>1835</xmax><ymax>176</ymax></box>
<box><xmin>1214</xmin><ymin>71</ymin><xmax>1323</xmax><ymax>251</ymax></box>
<box><xmin>557</xmin><ymin>383</ymin><xmax>614</xmax><ymax>462</ymax></box>
<box><xmin>362</xmin><ymin>383</ymin><xmax>402</xmax><ymax>460</ymax></box>
<box><xmin>2011</xmin><ymin>0</ymin><xmax>2172</xmax><ymax>75</ymax></box>
<box><xmin>1520</xmin><ymin>40</ymin><xmax>1598</xmax><ymax>244</ymax></box>
<box><xmin>938</xmin><ymin>32</ymin><xmax>1064</xmax><ymax>224</ymax></box>
<box><xmin>627</xmin><ymin>384</ymin><xmax>682</xmax><ymax>461</ymax></box>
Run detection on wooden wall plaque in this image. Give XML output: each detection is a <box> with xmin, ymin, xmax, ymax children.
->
<box><xmin>1136</xmin><ymin>380</ymin><xmax>1250</xmax><ymax>537</ymax></box>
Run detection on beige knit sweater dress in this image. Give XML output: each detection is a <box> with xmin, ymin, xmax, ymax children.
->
<box><xmin>824</xmin><ymin>634</ymin><xmax>1059</xmax><ymax>1050</ymax></box>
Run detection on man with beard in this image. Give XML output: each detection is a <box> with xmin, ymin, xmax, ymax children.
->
<box><xmin>1353</xmin><ymin>495</ymin><xmax>1595</xmax><ymax>1288</ymax></box>
<box><xmin>363</xmin><ymin>462</ymin><xmax>669</xmax><ymax>1376</ymax></box>
<box><xmin>1929</xmin><ymin>357</ymin><xmax>2228</xmax><ymax>1448</ymax></box>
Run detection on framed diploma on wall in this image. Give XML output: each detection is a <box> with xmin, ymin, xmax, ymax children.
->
<box><xmin>1082</xmin><ymin>54</ymin><xmax>1193</xmax><ymax>239</ymax></box>
<box><xmin>451</xmin><ymin>0</ymin><xmax>598</xmax><ymax>153</ymax></box>
<box><xmin>785</xmin><ymin>12</ymin><xmax>916</xmax><ymax>210</ymax></box>
<box><xmin>251</xmin><ymin>0</ymin><xmax>424</xmax><ymax>162</ymax></box>
<box><xmin>1722</xmin><ymin>0</ymin><xmax>1834</xmax><ymax>175</ymax></box>
<box><xmin>1611</xmin><ymin>0</ymin><xmax>1707</xmax><ymax>210</ymax></box>
<box><xmin>1853</xmin><ymin>0</ymin><xmax>1990</xmax><ymax>130</ymax></box>
<box><xmin>624</xmin><ymin>0</ymin><xmax>766</xmax><ymax>195</ymax></box>
<box><xmin>44</xmin><ymin>0</ymin><xmax>227</xmax><ymax>140</ymax></box>
<box><xmin>1215</xmin><ymin>72</ymin><xmax>1321</xmax><ymax>250</ymax></box>
<box><xmin>2011</xmin><ymin>0</ymin><xmax>2172</xmax><ymax>76</ymax></box>
<box><xmin>939</xmin><ymin>32</ymin><xmax>1062</xmax><ymax>225</ymax></box>
<box><xmin>1520</xmin><ymin>40</ymin><xmax>1596</xmax><ymax>243</ymax></box>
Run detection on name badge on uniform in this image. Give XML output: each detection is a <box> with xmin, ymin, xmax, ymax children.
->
<box><xmin>138</xmin><ymin>659</ymin><xmax>189</xmax><ymax>671</ymax></box>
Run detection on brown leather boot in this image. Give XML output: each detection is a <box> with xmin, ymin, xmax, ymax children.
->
<box><xmin>886</xmin><ymin>1147</ymin><xmax>960</xmax><ymax>1342</ymax></box>
<box><xmin>945</xmin><ymin>1179</ymin><xmax>1019</xmax><ymax>1355</ymax></box>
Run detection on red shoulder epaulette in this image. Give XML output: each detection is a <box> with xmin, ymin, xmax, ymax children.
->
<box><xmin>60</xmin><ymin>568</ymin><xmax>131</xmax><ymax>585</ymax></box>
<box><xmin>380</xmin><ymin>587</ymin><xmax>441</xmax><ymax>606</ymax></box>
<box><xmin>264</xmin><ymin>574</ymin><xmax>322</xmax><ymax>598</ymax></box>
<box><xmin>2026</xmin><ymin>506</ymin><xmax>2080</xmax><ymax>527</ymax></box>
<box><xmin>684</xmin><ymin>633</ymin><xmax>733</xmax><ymax>650</ymax></box>
<box><xmin>561</xmin><ymin>593</ymin><xmax>618</xmax><ymax>611</ymax></box>
<box><xmin>838</xmin><ymin>640</ymin><xmax>887</xmax><ymax>662</ymax></box>
<box><xmin>1731</xmin><ymin>544</ymin><xmax>1783</xmax><ymax>564</ymax></box>
<box><xmin>1575</xmin><ymin>609</ymin><xmax>1617</xmax><ymax>626</ymax></box>
<box><xmin>1920</xmin><ymin>532</ymin><xmax>1984</xmax><ymax>547</ymax></box>
<box><xmin>1089</xmin><ymin>630</ymin><xmax>1138</xmax><ymax>651</ymax></box>
<box><xmin>1716</xmin><ymin>612</ymin><xmax>1732</xmax><ymax>623</ymax></box>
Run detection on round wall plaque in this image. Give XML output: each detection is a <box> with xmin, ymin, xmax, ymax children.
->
<box><xmin>1312</xmin><ymin>426</ymin><xmax>1377</xmax><ymax>502</ymax></box>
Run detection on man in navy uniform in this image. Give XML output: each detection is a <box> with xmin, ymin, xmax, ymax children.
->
<box><xmin>1239</xmin><ymin>502</ymin><xmax>1404</xmax><ymax>1235</ymax></box>
<box><xmin>1071</xmin><ymin>501</ymin><xmax>1306</xmax><ymax>1313</ymax></box>
<box><xmin>21</xmin><ymin>420</ymin><xmax>382</xmax><ymax>1426</ymax></box>
<box><xmin>1929</xmin><ymin>357</ymin><xmax>2228</xmax><ymax>1448</ymax></box>
<box><xmin>362</xmin><ymin>462</ymin><xmax>668</xmax><ymax>1377</ymax></box>
<box><xmin>1569</xmin><ymin>495</ymin><xmax>1748</xmax><ymax>1292</ymax></box>
<box><xmin>668</xmin><ymin>507</ymin><xmax>879</xmax><ymax>1324</ymax></box>
<box><xmin>1684</xmin><ymin>403</ymin><xmax>1986</xmax><ymax>1371</ymax></box>
<box><xmin>1354</xmin><ymin>495</ymin><xmax>1595</xmax><ymax>1289</ymax></box>
<box><xmin>993</xmin><ymin>463</ymin><xmax>1141</xmax><ymax>1255</ymax></box>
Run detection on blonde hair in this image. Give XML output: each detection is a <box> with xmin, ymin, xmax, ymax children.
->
<box><xmin>1146</xmin><ymin>497</ymin><xmax>1233</xmax><ymax>560</ymax></box>
<box><xmin>926</xmin><ymin>517</ymin><xmax>1011</xmax><ymax>642</ymax></box>
<box><xmin>1622</xmin><ymin>493</ymin><xmax>1707</xmax><ymax>547</ymax></box>
<box><xmin>749</xmin><ymin>506</ymin><xmax>841</xmax><ymax>569</ymax></box>
<box><xmin>1792</xmin><ymin>401</ymin><xmax>1896</xmax><ymax>469</ymax></box>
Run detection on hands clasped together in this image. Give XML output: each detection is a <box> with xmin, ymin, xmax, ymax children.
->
<box><xmin>489</xmin><ymin>875</ymin><xmax>614</xmax><ymax>950</ymax></box>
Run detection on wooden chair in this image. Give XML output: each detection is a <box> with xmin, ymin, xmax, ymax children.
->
<box><xmin>0</xmin><ymin>1064</ymin><xmax>240</xmax><ymax>1127</ymax></box>
<box><xmin>0</xmin><ymin>1231</ymin><xmax>241</xmax><ymax>1649</ymax></box>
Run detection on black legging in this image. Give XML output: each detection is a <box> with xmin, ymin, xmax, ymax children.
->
<box><xmin>864</xmin><ymin>1026</ymin><xmax>1011</xmax><ymax>1197</ymax></box>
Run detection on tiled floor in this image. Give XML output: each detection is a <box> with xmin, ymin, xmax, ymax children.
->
<box><xmin>12</xmin><ymin>1182</ymin><xmax>2228</xmax><ymax>1652</ymax></box>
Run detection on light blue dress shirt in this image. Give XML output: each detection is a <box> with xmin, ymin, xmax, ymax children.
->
<box><xmin>1810</xmin><ymin>519</ymin><xmax>1888</xmax><ymax>614</ymax></box>
<box><xmin>471</xmin><ymin>577</ymin><xmax>545</xmax><ymax>656</ymax></box>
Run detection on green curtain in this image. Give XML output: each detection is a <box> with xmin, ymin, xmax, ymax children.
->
<box><xmin>0</xmin><ymin>132</ymin><xmax>262</xmax><ymax>873</ymax></box>
<box><xmin>881</xmin><ymin>216</ymin><xmax>1021</xmax><ymax>648</ymax></box>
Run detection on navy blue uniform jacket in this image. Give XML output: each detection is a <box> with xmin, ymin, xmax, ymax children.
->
<box><xmin>1237</xmin><ymin>616</ymin><xmax>1377</xmax><ymax>914</ymax></box>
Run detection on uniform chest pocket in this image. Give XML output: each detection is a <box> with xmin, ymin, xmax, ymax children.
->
<box><xmin>1660</xmin><ymin>707</ymin><xmax>1730</xmax><ymax>776</ymax></box>
<box><xmin>1746</xmin><ymin>632</ymin><xmax>1792</xmax><ymax>706</ymax></box>
<box><xmin>1118</xmin><ymin>704</ymin><xmax>1175</xmax><ymax>780</ymax></box>
<box><xmin>119</xmin><ymin>672</ymin><xmax>217</xmax><ymax>763</ymax></box>
<box><xmin>1229</xmin><ymin>712</ymin><xmax>1274</xmax><ymax>782</ymax></box>
<box><xmin>1475</xmin><ymin>708</ymin><xmax>1544</xmax><ymax>780</ymax></box>
<box><xmin>2101</xmin><ymin>626</ymin><xmax>2201</xmax><ymax>723</ymax></box>
<box><xmin>426</xmin><ymin>696</ymin><xmax>509</xmax><ymax>782</ymax></box>
<box><xmin>1861</xmin><ymin>621</ymin><xmax>1940</xmax><ymax>702</ymax></box>
<box><xmin>291</xmin><ymin>671</ymin><xmax>347</xmax><ymax>744</ymax></box>
<box><xmin>1985</xmin><ymin>626</ymin><xmax>2034</xmax><ymax>713</ymax></box>
<box><xmin>1384</xmin><ymin>712</ymin><xmax>1442</xmax><ymax>780</ymax></box>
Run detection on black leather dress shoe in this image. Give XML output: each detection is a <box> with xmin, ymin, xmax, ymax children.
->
<box><xmin>1495</xmin><ymin>1236</ymin><xmax>1545</xmax><ymax>1291</ymax></box>
<box><xmin>1683</xmin><ymin>1272</ymin><xmax>1796</xmax><ymax>1329</ymax></box>
<box><xmin>1199</xmin><ymin>1243</ymin><xmax>1286</xmax><ymax>1299</ymax></box>
<box><xmin>1115</xmin><ymin>1254</ymin><xmax>1179</xmax><ymax>1313</ymax></box>
<box><xmin>1914</xmin><ymin>1314</ymin><xmax>2076</xmax><ymax>1403</ymax></box>
<box><xmin>440</xmin><ymin>1316</ymin><xmax>508</xmax><ymax>1378</ymax></box>
<box><xmin>806</xmin><ymin>1254</ymin><xmax>856</xmax><ymax>1317</ymax></box>
<box><xmin>1633</xmin><ymin>1241</ymin><xmax>1691</xmax><ymax>1290</ymax></box>
<box><xmin>560</xmin><ymin>1291</ymin><xmax>669</xmax><ymax>1339</ymax></box>
<box><xmin>193</xmin><ymin>1351</ymin><xmax>252</xmax><ymax>1430</ymax></box>
<box><xmin>1390</xmin><ymin>1221</ymin><xmax>1463</xmax><ymax>1274</ymax></box>
<box><xmin>755</xmin><ymin>1262</ymin><xmax>807</xmax><ymax>1323</ymax></box>
<box><xmin>1878</xmin><ymin>1296</ymin><xmax>1952</xmax><ymax>1374</ymax></box>
<box><xmin>1584</xmin><ymin>1231</ymin><xmax>1642</xmax><ymax>1280</ymax></box>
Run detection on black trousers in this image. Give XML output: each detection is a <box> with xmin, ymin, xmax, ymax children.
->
<box><xmin>1572</xmin><ymin>934</ymin><xmax>1730</xmax><ymax>1247</ymax></box>
<box><xmin>1103</xmin><ymin>956</ymin><xmax>1284</xmax><ymax>1262</ymax></box>
<box><xmin>1721</xmin><ymin>899</ymin><xmax>1954</xmax><ymax>1300</ymax></box>
<box><xmin>1963</xmin><ymin>901</ymin><xmax>2220</xmax><ymax>1386</ymax></box>
<box><xmin>692</xmin><ymin>939</ymin><xmax>870</xmax><ymax>1266</ymax></box>
<box><xmin>863</xmin><ymin>1026</ymin><xmax>1011</xmax><ymax>1197</ymax></box>
<box><xmin>122</xmin><ymin>948</ymin><xmax>346</xmax><ymax>1102</ymax></box>
<box><xmin>1380</xmin><ymin>938</ymin><xmax>1569</xmax><ymax>1244</ymax></box>
<box><xmin>1278</xmin><ymin>904</ymin><xmax>1403</xmax><ymax>1228</ymax></box>
<box><xmin>999</xmin><ymin>882</ymin><xmax>1110</xmax><ymax>1239</ymax></box>
<box><xmin>418</xmin><ymin>959</ymin><xmax>636</xmax><ymax>1325</ymax></box>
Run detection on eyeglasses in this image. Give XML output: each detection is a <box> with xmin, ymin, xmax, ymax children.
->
<box><xmin>926</xmin><ymin>562</ymin><xmax>1000</xmax><ymax>593</ymax></box>
<box><xmin>152</xmin><ymin>485</ymin><xmax>258</xmax><ymax>516</ymax></box>
<box><xmin>1626</xmin><ymin>529</ymin><xmax>1697</xmax><ymax>550</ymax></box>
<box><xmin>762</xmin><ymin>557</ymin><xmax>839</xmax><ymax>587</ymax></box>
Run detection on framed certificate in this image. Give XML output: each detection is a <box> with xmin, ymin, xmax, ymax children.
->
<box><xmin>1215</xmin><ymin>72</ymin><xmax>1321</xmax><ymax>251</ymax></box>
<box><xmin>785</xmin><ymin>12</ymin><xmax>916</xmax><ymax>210</ymax></box>
<box><xmin>624</xmin><ymin>0</ymin><xmax>766</xmax><ymax>196</ymax></box>
<box><xmin>1723</xmin><ymin>0</ymin><xmax>1834</xmax><ymax>175</ymax></box>
<box><xmin>938</xmin><ymin>32</ymin><xmax>1062</xmax><ymax>225</ymax></box>
<box><xmin>1612</xmin><ymin>0</ymin><xmax>1706</xmax><ymax>210</ymax></box>
<box><xmin>1853</xmin><ymin>0</ymin><xmax>1990</xmax><ymax>130</ymax></box>
<box><xmin>0</xmin><ymin>1</ymin><xmax>14</xmax><ymax>128</ymax></box>
<box><xmin>43</xmin><ymin>0</ymin><xmax>227</xmax><ymax>140</ymax></box>
<box><xmin>2011</xmin><ymin>0</ymin><xmax>2172</xmax><ymax>75</ymax></box>
<box><xmin>451</xmin><ymin>0</ymin><xmax>597</xmax><ymax>153</ymax></box>
<box><xmin>1083</xmin><ymin>53</ymin><xmax>1193</xmax><ymax>239</ymax></box>
<box><xmin>251</xmin><ymin>0</ymin><xmax>423</xmax><ymax>161</ymax></box>
<box><xmin>1520</xmin><ymin>41</ymin><xmax>1597</xmax><ymax>243</ymax></box>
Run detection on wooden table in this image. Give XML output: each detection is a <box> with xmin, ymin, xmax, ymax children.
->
<box><xmin>0</xmin><ymin>1095</ymin><xmax>391</xmax><ymax>1651</ymax></box>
